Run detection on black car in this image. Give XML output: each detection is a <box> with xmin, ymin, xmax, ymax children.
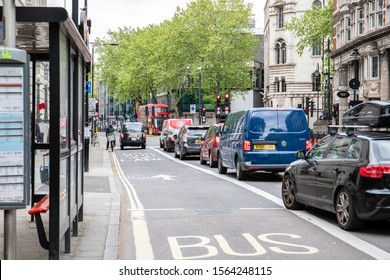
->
<box><xmin>118</xmin><ymin>122</ymin><xmax>146</xmax><ymax>149</ymax></box>
<box><xmin>343</xmin><ymin>100</ymin><xmax>390</xmax><ymax>127</ymax></box>
<box><xmin>174</xmin><ymin>125</ymin><xmax>209</xmax><ymax>160</ymax></box>
<box><xmin>282</xmin><ymin>129</ymin><xmax>390</xmax><ymax>230</ymax></box>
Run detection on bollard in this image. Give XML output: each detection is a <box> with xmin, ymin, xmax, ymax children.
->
<box><xmin>84</xmin><ymin>137</ymin><xmax>90</xmax><ymax>172</ymax></box>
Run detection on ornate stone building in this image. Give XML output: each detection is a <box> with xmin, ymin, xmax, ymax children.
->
<box><xmin>264</xmin><ymin>0</ymin><xmax>325</xmax><ymax>127</ymax></box>
<box><xmin>332</xmin><ymin>0</ymin><xmax>390</xmax><ymax>124</ymax></box>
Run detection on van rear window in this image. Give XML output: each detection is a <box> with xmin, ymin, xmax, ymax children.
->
<box><xmin>250</xmin><ymin>110</ymin><xmax>307</xmax><ymax>133</ymax></box>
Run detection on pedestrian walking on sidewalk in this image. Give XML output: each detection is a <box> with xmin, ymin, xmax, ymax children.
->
<box><xmin>105</xmin><ymin>124</ymin><xmax>115</xmax><ymax>150</ymax></box>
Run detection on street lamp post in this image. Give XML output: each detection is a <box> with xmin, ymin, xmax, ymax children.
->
<box><xmin>324</xmin><ymin>39</ymin><xmax>332</xmax><ymax>124</ymax></box>
<box><xmin>350</xmin><ymin>49</ymin><xmax>360</xmax><ymax>104</ymax></box>
<box><xmin>313</xmin><ymin>63</ymin><xmax>320</xmax><ymax>120</ymax></box>
<box><xmin>197</xmin><ymin>66</ymin><xmax>202</xmax><ymax>125</ymax></box>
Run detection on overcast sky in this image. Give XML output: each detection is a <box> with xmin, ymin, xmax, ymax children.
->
<box><xmin>48</xmin><ymin>0</ymin><xmax>264</xmax><ymax>41</ymax></box>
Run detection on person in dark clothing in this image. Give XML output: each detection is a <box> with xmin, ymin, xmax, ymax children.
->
<box><xmin>105</xmin><ymin>124</ymin><xmax>115</xmax><ymax>150</ymax></box>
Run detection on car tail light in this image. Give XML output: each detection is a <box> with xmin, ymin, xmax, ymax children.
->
<box><xmin>121</xmin><ymin>133</ymin><xmax>124</xmax><ymax>139</ymax></box>
<box><xmin>214</xmin><ymin>136</ymin><xmax>220</xmax><ymax>146</ymax></box>
<box><xmin>243</xmin><ymin>140</ymin><xmax>251</xmax><ymax>151</ymax></box>
<box><xmin>169</xmin><ymin>136</ymin><xmax>175</xmax><ymax>141</ymax></box>
<box><xmin>360</xmin><ymin>165</ymin><xmax>390</xmax><ymax>178</ymax></box>
<box><xmin>142</xmin><ymin>133</ymin><xmax>146</xmax><ymax>139</ymax></box>
<box><xmin>305</xmin><ymin>140</ymin><xmax>312</xmax><ymax>151</ymax></box>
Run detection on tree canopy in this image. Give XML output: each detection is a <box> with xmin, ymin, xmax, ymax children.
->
<box><xmin>94</xmin><ymin>0</ymin><xmax>259</xmax><ymax>113</ymax></box>
<box><xmin>284</xmin><ymin>0</ymin><xmax>333</xmax><ymax>56</ymax></box>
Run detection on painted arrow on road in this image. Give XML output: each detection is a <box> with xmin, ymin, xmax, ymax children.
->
<box><xmin>152</xmin><ymin>174</ymin><xmax>176</xmax><ymax>181</ymax></box>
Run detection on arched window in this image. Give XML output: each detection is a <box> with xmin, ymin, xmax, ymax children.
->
<box><xmin>275</xmin><ymin>39</ymin><xmax>287</xmax><ymax>64</ymax></box>
<box><xmin>313</xmin><ymin>0</ymin><xmax>322</xmax><ymax>7</ymax></box>
<box><xmin>311</xmin><ymin>72</ymin><xmax>321</xmax><ymax>91</ymax></box>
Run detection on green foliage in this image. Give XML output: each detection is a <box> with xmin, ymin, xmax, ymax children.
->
<box><xmin>284</xmin><ymin>0</ymin><xmax>333</xmax><ymax>56</ymax></box>
<box><xmin>95</xmin><ymin>0</ymin><xmax>259</xmax><ymax>114</ymax></box>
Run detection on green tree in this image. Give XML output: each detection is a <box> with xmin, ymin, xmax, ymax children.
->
<box><xmin>96</xmin><ymin>0</ymin><xmax>259</xmax><ymax>114</ymax></box>
<box><xmin>285</xmin><ymin>0</ymin><xmax>333</xmax><ymax>56</ymax></box>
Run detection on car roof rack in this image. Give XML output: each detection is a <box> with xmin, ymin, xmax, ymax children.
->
<box><xmin>328</xmin><ymin>124</ymin><xmax>390</xmax><ymax>136</ymax></box>
<box><xmin>328</xmin><ymin>124</ymin><xmax>371</xmax><ymax>136</ymax></box>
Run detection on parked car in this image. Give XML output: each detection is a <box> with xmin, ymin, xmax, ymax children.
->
<box><xmin>217</xmin><ymin>108</ymin><xmax>311</xmax><ymax>180</ymax></box>
<box><xmin>282</xmin><ymin>130</ymin><xmax>390</xmax><ymax>230</ymax></box>
<box><xmin>343</xmin><ymin>100</ymin><xmax>390</xmax><ymax>127</ymax></box>
<box><xmin>159</xmin><ymin>119</ymin><xmax>193</xmax><ymax>149</ymax></box>
<box><xmin>174</xmin><ymin>125</ymin><xmax>210</xmax><ymax>160</ymax></box>
<box><xmin>118</xmin><ymin>122</ymin><xmax>146</xmax><ymax>149</ymax></box>
<box><xmin>199</xmin><ymin>122</ymin><xmax>224</xmax><ymax>167</ymax></box>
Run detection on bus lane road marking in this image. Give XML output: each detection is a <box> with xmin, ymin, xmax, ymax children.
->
<box><xmin>152</xmin><ymin>147</ymin><xmax>390</xmax><ymax>260</ymax></box>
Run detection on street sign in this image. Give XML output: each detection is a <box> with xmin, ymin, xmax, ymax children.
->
<box><xmin>349</xmin><ymin>78</ymin><xmax>360</xmax><ymax>90</ymax></box>
<box><xmin>89</xmin><ymin>98</ymin><xmax>96</xmax><ymax>111</ymax></box>
<box><xmin>190</xmin><ymin>104</ymin><xmax>196</xmax><ymax>114</ymax></box>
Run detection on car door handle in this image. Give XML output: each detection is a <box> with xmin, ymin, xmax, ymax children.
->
<box><xmin>334</xmin><ymin>168</ymin><xmax>344</xmax><ymax>174</ymax></box>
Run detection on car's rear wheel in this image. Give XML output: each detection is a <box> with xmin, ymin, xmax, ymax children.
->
<box><xmin>160</xmin><ymin>141</ymin><xmax>163</xmax><ymax>148</ymax></box>
<box><xmin>209</xmin><ymin>152</ymin><xmax>217</xmax><ymax>168</ymax></box>
<box><xmin>120</xmin><ymin>145</ymin><xmax>124</xmax><ymax>150</ymax></box>
<box><xmin>282</xmin><ymin>175</ymin><xmax>304</xmax><ymax>210</ymax></box>
<box><xmin>141</xmin><ymin>144</ymin><xmax>146</xmax><ymax>149</ymax></box>
<box><xmin>236</xmin><ymin>160</ymin><xmax>247</xmax><ymax>180</ymax></box>
<box><xmin>336</xmin><ymin>187</ymin><xmax>364</xmax><ymax>230</ymax></box>
<box><xmin>218</xmin><ymin>154</ymin><xmax>227</xmax><ymax>174</ymax></box>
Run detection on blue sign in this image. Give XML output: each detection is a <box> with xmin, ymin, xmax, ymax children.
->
<box><xmin>84</xmin><ymin>81</ymin><xmax>92</xmax><ymax>95</ymax></box>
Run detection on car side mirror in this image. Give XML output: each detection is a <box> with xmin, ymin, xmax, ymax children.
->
<box><xmin>295</xmin><ymin>150</ymin><xmax>306</xmax><ymax>159</ymax></box>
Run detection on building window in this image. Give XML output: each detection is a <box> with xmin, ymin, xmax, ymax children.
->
<box><xmin>277</xmin><ymin>6</ymin><xmax>284</xmax><ymax>28</ymax></box>
<box><xmin>312</xmin><ymin>0</ymin><xmax>322</xmax><ymax>8</ymax></box>
<box><xmin>369</xmin><ymin>0</ymin><xmax>383</xmax><ymax>29</ymax></box>
<box><xmin>345</xmin><ymin>16</ymin><xmax>351</xmax><ymax>41</ymax></box>
<box><xmin>357</xmin><ymin>9</ymin><xmax>364</xmax><ymax>36</ymax></box>
<box><xmin>312</xmin><ymin>73</ymin><xmax>321</xmax><ymax>92</ymax></box>
<box><xmin>281</xmin><ymin>78</ymin><xmax>287</xmax><ymax>92</ymax></box>
<box><xmin>312</xmin><ymin>41</ymin><xmax>321</xmax><ymax>56</ymax></box>
<box><xmin>275</xmin><ymin>39</ymin><xmax>287</xmax><ymax>64</ymax></box>
<box><xmin>370</xmin><ymin>56</ymin><xmax>379</xmax><ymax>79</ymax></box>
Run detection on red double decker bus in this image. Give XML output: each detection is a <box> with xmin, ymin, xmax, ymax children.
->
<box><xmin>138</xmin><ymin>103</ymin><xmax>169</xmax><ymax>135</ymax></box>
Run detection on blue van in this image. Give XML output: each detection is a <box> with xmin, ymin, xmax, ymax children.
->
<box><xmin>217</xmin><ymin>108</ymin><xmax>311</xmax><ymax>180</ymax></box>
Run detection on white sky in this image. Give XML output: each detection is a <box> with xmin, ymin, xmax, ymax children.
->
<box><xmin>48</xmin><ymin>0</ymin><xmax>265</xmax><ymax>41</ymax></box>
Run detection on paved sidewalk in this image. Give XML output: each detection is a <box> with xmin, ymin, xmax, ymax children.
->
<box><xmin>0</xmin><ymin>132</ymin><xmax>121</xmax><ymax>260</ymax></box>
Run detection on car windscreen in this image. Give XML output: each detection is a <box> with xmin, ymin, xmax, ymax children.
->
<box><xmin>250</xmin><ymin>110</ymin><xmax>308</xmax><ymax>134</ymax></box>
<box><xmin>372</xmin><ymin>140</ymin><xmax>390</xmax><ymax>161</ymax></box>
<box><xmin>123</xmin><ymin>123</ymin><xmax>143</xmax><ymax>132</ymax></box>
<box><xmin>187</xmin><ymin>128</ymin><xmax>208</xmax><ymax>137</ymax></box>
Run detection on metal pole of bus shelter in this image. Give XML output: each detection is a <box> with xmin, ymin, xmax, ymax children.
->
<box><xmin>3</xmin><ymin>0</ymin><xmax>17</xmax><ymax>260</ymax></box>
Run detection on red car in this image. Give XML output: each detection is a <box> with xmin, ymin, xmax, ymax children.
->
<box><xmin>199</xmin><ymin>123</ymin><xmax>224</xmax><ymax>167</ymax></box>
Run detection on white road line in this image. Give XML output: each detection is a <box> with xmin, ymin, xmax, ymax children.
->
<box><xmin>152</xmin><ymin>147</ymin><xmax>390</xmax><ymax>260</ymax></box>
<box><xmin>112</xmin><ymin>153</ymin><xmax>154</xmax><ymax>260</ymax></box>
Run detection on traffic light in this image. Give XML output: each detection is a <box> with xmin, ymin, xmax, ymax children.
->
<box><xmin>310</xmin><ymin>100</ymin><xmax>315</xmax><ymax>117</ymax></box>
<box><xmin>304</xmin><ymin>97</ymin><xmax>310</xmax><ymax>115</ymax></box>
<box><xmin>224</xmin><ymin>93</ymin><xmax>230</xmax><ymax>115</ymax></box>
<box><xmin>216</xmin><ymin>95</ymin><xmax>221</xmax><ymax>106</ymax></box>
<box><xmin>201</xmin><ymin>107</ymin><xmax>206</xmax><ymax>124</ymax></box>
<box><xmin>95</xmin><ymin>99</ymin><xmax>99</xmax><ymax>116</ymax></box>
<box><xmin>202</xmin><ymin>107</ymin><xmax>206</xmax><ymax>117</ymax></box>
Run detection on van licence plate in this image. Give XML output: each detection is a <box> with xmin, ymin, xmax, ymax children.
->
<box><xmin>254</xmin><ymin>144</ymin><xmax>275</xmax><ymax>150</ymax></box>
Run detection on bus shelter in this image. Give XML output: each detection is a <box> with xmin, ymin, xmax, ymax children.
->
<box><xmin>1</xmin><ymin>6</ymin><xmax>91</xmax><ymax>259</ymax></box>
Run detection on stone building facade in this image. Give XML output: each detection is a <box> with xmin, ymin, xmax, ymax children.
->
<box><xmin>263</xmin><ymin>0</ymin><xmax>326</xmax><ymax>128</ymax></box>
<box><xmin>331</xmin><ymin>0</ymin><xmax>390</xmax><ymax>124</ymax></box>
